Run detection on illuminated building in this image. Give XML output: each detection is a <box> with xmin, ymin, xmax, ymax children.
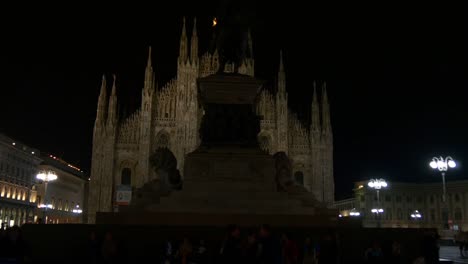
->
<box><xmin>0</xmin><ymin>133</ymin><xmax>41</xmax><ymax>227</ymax></box>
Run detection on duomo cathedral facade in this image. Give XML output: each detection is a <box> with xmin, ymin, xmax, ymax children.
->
<box><xmin>88</xmin><ymin>18</ymin><xmax>334</xmax><ymax>222</ymax></box>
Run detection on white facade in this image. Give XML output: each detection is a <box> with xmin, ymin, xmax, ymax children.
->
<box><xmin>0</xmin><ymin>133</ymin><xmax>42</xmax><ymax>226</ymax></box>
<box><xmin>336</xmin><ymin>180</ymin><xmax>468</xmax><ymax>235</ymax></box>
<box><xmin>33</xmin><ymin>155</ymin><xmax>87</xmax><ymax>224</ymax></box>
<box><xmin>88</xmin><ymin>18</ymin><xmax>334</xmax><ymax>223</ymax></box>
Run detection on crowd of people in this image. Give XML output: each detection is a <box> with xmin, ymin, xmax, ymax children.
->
<box><xmin>0</xmin><ymin>223</ymin><xmax>443</xmax><ymax>264</ymax></box>
<box><xmin>84</xmin><ymin>224</ymin><xmax>440</xmax><ymax>264</ymax></box>
<box><xmin>0</xmin><ymin>223</ymin><xmax>32</xmax><ymax>263</ymax></box>
<box><xmin>455</xmin><ymin>230</ymin><xmax>468</xmax><ymax>258</ymax></box>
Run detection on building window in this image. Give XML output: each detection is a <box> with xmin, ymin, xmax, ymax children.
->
<box><xmin>430</xmin><ymin>209</ymin><xmax>435</xmax><ymax>222</ymax></box>
<box><xmin>417</xmin><ymin>196</ymin><xmax>423</xmax><ymax>203</ymax></box>
<box><xmin>406</xmin><ymin>196</ymin><xmax>412</xmax><ymax>203</ymax></box>
<box><xmin>386</xmin><ymin>208</ymin><xmax>392</xmax><ymax>220</ymax></box>
<box><xmin>455</xmin><ymin>208</ymin><xmax>462</xmax><ymax>220</ymax></box>
<box><xmin>121</xmin><ymin>168</ymin><xmax>132</xmax><ymax>185</ymax></box>
<box><xmin>385</xmin><ymin>195</ymin><xmax>391</xmax><ymax>202</ymax></box>
<box><xmin>397</xmin><ymin>208</ymin><xmax>402</xmax><ymax>220</ymax></box>
<box><xmin>430</xmin><ymin>196</ymin><xmax>434</xmax><ymax>204</ymax></box>
<box><xmin>37</xmin><ymin>195</ymin><xmax>41</xmax><ymax>205</ymax></box>
<box><xmin>294</xmin><ymin>171</ymin><xmax>304</xmax><ymax>186</ymax></box>
<box><xmin>396</xmin><ymin>196</ymin><xmax>402</xmax><ymax>203</ymax></box>
<box><xmin>455</xmin><ymin>194</ymin><xmax>460</xmax><ymax>202</ymax></box>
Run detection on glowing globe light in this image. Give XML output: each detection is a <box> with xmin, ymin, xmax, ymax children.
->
<box><xmin>36</xmin><ymin>171</ymin><xmax>58</xmax><ymax>182</ymax></box>
<box><xmin>448</xmin><ymin>160</ymin><xmax>456</xmax><ymax>168</ymax></box>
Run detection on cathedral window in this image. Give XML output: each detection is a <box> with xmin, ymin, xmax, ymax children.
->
<box><xmin>156</xmin><ymin>133</ymin><xmax>170</xmax><ymax>149</ymax></box>
<box><xmin>121</xmin><ymin>168</ymin><xmax>131</xmax><ymax>185</ymax></box>
<box><xmin>454</xmin><ymin>208</ymin><xmax>462</xmax><ymax>220</ymax></box>
<box><xmin>258</xmin><ymin>135</ymin><xmax>271</xmax><ymax>153</ymax></box>
<box><xmin>294</xmin><ymin>171</ymin><xmax>304</xmax><ymax>186</ymax></box>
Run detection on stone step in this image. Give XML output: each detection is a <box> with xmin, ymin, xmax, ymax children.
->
<box><xmin>147</xmin><ymin>203</ymin><xmax>317</xmax><ymax>215</ymax></box>
<box><xmin>167</xmin><ymin>190</ymin><xmax>289</xmax><ymax>200</ymax></box>
<box><xmin>182</xmin><ymin>181</ymin><xmax>276</xmax><ymax>193</ymax></box>
<box><xmin>159</xmin><ymin>196</ymin><xmax>303</xmax><ymax>209</ymax></box>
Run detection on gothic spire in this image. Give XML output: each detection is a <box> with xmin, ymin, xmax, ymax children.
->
<box><xmin>147</xmin><ymin>46</ymin><xmax>152</xmax><ymax>68</ymax></box>
<box><xmin>278</xmin><ymin>50</ymin><xmax>286</xmax><ymax>94</ymax></box>
<box><xmin>311</xmin><ymin>81</ymin><xmax>320</xmax><ymax>133</ymax></box>
<box><xmin>95</xmin><ymin>74</ymin><xmax>108</xmax><ymax>125</ymax></box>
<box><xmin>144</xmin><ymin>46</ymin><xmax>154</xmax><ymax>91</ymax></box>
<box><xmin>190</xmin><ymin>17</ymin><xmax>198</xmax><ymax>64</ymax></box>
<box><xmin>321</xmin><ymin>82</ymin><xmax>332</xmax><ymax>134</ymax></box>
<box><xmin>178</xmin><ymin>17</ymin><xmax>188</xmax><ymax>63</ymax></box>
<box><xmin>107</xmin><ymin>74</ymin><xmax>118</xmax><ymax>126</ymax></box>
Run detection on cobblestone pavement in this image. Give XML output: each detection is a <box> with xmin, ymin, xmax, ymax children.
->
<box><xmin>440</xmin><ymin>246</ymin><xmax>468</xmax><ymax>263</ymax></box>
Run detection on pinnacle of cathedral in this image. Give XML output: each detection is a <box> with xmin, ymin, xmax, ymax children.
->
<box><xmin>111</xmin><ymin>74</ymin><xmax>117</xmax><ymax>96</ymax></box>
<box><xmin>147</xmin><ymin>46</ymin><xmax>152</xmax><ymax>68</ymax></box>
<box><xmin>107</xmin><ymin>74</ymin><xmax>118</xmax><ymax>126</ymax></box>
<box><xmin>311</xmin><ymin>81</ymin><xmax>320</xmax><ymax>132</ymax></box>
<box><xmin>178</xmin><ymin>17</ymin><xmax>188</xmax><ymax>63</ymax></box>
<box><xmin>144</xmin><ymin>46</ymin><xmax>154</xmax><ymax>92</ymax></box>
<box><xmin>96</xmin><ymin>74</ymin><xmax>107</xmax><ymax>122</ymax></box>
<box><xmin>99</xmin><ymin>74</ymin><xmax>107</xmax><ymax>99</ymax></box>
<box><xmin>277</xmin><ymin>50</ymin><xmax>286</xmax><ymax>95</ymax></box>
<box><xmin>279</xmin><ymin>50</ymin><xmax>284</xmax><ymax>72</ymax></box>
<box><xmin>190</xmin><ymin>18</ymin><xmax>198</xmax><ymax>64</ymax></box>
<box><xmin>321</xmin><ymin>82</ymin><xmax>332</xmax><ymax>134</ymax></box>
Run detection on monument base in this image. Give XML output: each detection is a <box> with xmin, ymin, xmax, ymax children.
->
<box><xmin>96</xmin><ymin>210</ymin><xmax>339</xmax><ymax>226</ymax></box>
<box><xmin>118</xmin><ymin>146</ymin><xmax>337</xmax><ymax>225</ymax></box>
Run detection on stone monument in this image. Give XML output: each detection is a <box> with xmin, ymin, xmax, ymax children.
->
<box><xmin>102</xmin><ymin>72</ymin><xmax>337</xmax><ymax>226</ymax></box>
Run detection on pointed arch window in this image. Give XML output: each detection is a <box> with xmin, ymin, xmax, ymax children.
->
<box><xmin>121</xmin><ymin>168</ymin><xmax>131</xmax><ymax>185</ymax></box>
<box><xmin>294</xmin><ymin>171</ymin><xmax>304</xmax><ymax>186</ymax></box>
<box><xmin>156</xmin><ymin>132</ymin><xmax>170</xmax><ymax>149</ymax></box>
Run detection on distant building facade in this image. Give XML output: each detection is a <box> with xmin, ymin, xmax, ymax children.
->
<box><xmin>33</xmin><ymin>154</ymin><xmax>87</xmax><ymax>224</ymax></box>
<box><xmin>335</xmin><ymin>180</ymin><xmax>468</xmax><ymax>233</ymax></box>
<box><xmin>0</xmin><ymin>133</ymin><xmax>41</xmax><ymax>227</ymax></box>
<box><xmin>88</xmin><ymin>19</ymin><xmax>334</xmax><ymax>223</ymax></box>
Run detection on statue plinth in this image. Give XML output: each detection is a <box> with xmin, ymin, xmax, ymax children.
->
<box><xmin>198</xmin><ymin>73</ymin><xmax>263</xmax><ymax>104</ymax></box>
<box><xmin>108</xmin><ymin>73</ymin><xmax>337</xmax><ymax>224</ymax></box>
<box><xmin>198</xmin><ymin>73</ymin><xmax>262</xmax><ymax>147</ymax></box>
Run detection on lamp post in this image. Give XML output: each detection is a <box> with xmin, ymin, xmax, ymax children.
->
<box><xmin>430</xmin><ymin>156</ymin><xmax>456</xmax><ymax>230</ymax></box>
<box><xmin>410</xmin><ymin>210</ymin><xmax>422</xmax><ymax>219</ymax></box>
<box><xmin>411</xmin><ymin>210</ymin><xmax>422</xmax><ymax>228</ymax></box>
<box><xmin>72</xmin><ymin>205</ymin><xmax>83</xmax><ymax>224</ymax></box>
<box><xmin>349</xmin><ymin>208</ymin><xmax>361</xmax><ymax>217</ymax></box>
<box><xmin>36</xmin><ymin>170</ymin><xmax>58</xmax><ymax>224</ymax></box>
<box><xmin>368</xmin><ymin>179</ymin><xmax>388</xmax><ymax>228</ymax></box>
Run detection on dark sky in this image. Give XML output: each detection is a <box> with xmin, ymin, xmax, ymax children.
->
<box><xmin>1</xmin><ymin>2</ymin><xmax>467</xmax><ymax>199</ymax></box>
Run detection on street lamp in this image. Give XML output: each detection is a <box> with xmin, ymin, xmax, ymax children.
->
<box><xmin>430</xmin><ymin>156</ymin><xmax>455</xmax><ymax>230</ymax></box>
<box><xmin>349</xmin><ymin>208</ymin><xmax>361</xmax><ymax>217</ymax></box>
<box><xmin>429</xmin><ymin>156</ymin><xmax>456</xmax><ymax>203</ymax></box>
<box><xmin>410</xmin><ymin>210</ymin><xmax>422</xmax><ymax>219</ymax></box>
<box><xmin>36</xmin><ymin>170</ymin><xmax>58</xmax><ymax>224</ymax></box>
<box><xmin>368</xmin><ymin>179</ymin><xmax>388</xmax><ymax>228</ymax></box>
<box><xmin>72</xmin><ymin>205</ymin><xmax>82</xmax><ymax>214</ymax></box>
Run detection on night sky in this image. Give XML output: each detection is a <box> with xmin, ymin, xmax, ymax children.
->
<box><xmin>1</xmin><ymin>3</ymin><xmax>467</xmax><ymax>199</ymax></box>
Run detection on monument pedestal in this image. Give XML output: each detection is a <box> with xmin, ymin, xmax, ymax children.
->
<box><xmin>99</xmin><ymin>73</ymin><xmax>338</xmax><ymax>225</ymax></box>
<box><xmin>145</xmin><ymin>147</ymin><xmax>319</xmax><ymax>215</ymax></box>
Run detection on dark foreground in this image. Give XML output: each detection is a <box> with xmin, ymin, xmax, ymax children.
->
<box><xmin>0</xmin><ymin>224</ymin><xmax>443</xmax><ymax>263</ymax></box>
